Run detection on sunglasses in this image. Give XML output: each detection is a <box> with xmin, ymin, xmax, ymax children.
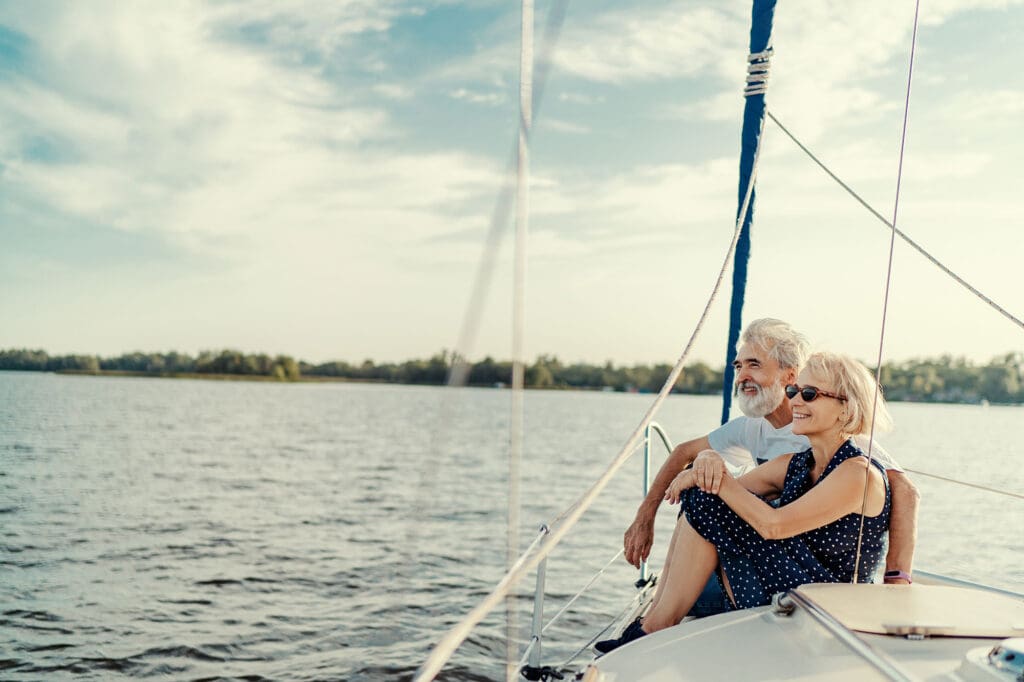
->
<box><xmin>785</xmin><ymin>384</ymin><xmax>847</xmax><ymax>403</ymax></box>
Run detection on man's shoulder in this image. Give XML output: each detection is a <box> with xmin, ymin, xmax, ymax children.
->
<box><xmin>711</xmin><ymin>415</ymin><xmax>762</xmax><ymax>440</ymax></box>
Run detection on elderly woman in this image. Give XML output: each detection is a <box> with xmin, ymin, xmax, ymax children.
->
<box><xmin>598</xmin><ymin>351</ymin><xmax>892</xmax><ymax>653</ymax></box>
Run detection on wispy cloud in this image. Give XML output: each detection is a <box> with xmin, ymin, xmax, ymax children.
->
<box><xmin>551</xmin><ymin>3</ymin><xmax>746</xmax><ymax>84</ymax></box>
<box><xmin>0</xmin><ymin>1</ymin><xmax>502</xmax><ymax>262</ymax></box>
<box><xmin>539</xmin><ymin>118</ymin><xmax>590</xmax><ymax>135</ymax></box>
<box><xmin>557</xmin><ymin>91</ymin><xmax>606</xmax><ymax>105</ymax></box>
<box><xmin>448</xmin><ymin>87</ymin><xmax>505</xmax><ymax>106</ymax></box>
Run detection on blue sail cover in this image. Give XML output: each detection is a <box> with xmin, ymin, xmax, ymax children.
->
<box><xmin>720</xmin><ymin>0</ymin><xmax>777</xmax><ymax>425</ymax></box>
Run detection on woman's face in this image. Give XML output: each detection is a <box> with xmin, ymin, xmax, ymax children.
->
<box><xmin>789</xmin><ymin>368</ymin><xmax>847</xmax><ymax>437</ymax></box>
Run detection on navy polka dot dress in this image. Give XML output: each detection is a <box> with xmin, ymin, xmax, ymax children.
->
<box><xmin>680</xmin><ymin>439</ymin><xmax>891</xmax><ymax>609</ymax></box>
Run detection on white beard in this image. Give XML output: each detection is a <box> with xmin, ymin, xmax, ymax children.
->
<box><xmin>735</xmin><ymin>379</ymin><xmax>785</xmax><ymax>418</ymax></box>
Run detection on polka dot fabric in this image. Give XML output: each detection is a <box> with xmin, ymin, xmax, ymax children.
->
<box><xmin>680</xmin><ymin>439</ymin><xmax>891</xmax><ymax>609</ymax></box>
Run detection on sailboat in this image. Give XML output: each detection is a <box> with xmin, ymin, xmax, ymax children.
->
<box><xmin>416</xmin><ymin>1</ymin><xmax>1024</xmax><ymax>680</ymax></box>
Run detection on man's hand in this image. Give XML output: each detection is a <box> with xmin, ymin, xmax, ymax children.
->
<box><xmin>692</xmin><ymin>449</ymin><xmax>728</xmax><ymax>494</ymax></box>
<box><xmin>619</xmin><ymin>434</ymin><xmax>712</xmax><ymax>569</ymax></box>
<box><xmin>623</xmin><ymin>513</ymin><xmax>655</xmax><ymax>568</ymax></box>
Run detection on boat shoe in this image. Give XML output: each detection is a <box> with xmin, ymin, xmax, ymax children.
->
<box><xmin>594</xmin><ymin>617</ymin><xmax>647</xmax><ymax>654</ymax></box>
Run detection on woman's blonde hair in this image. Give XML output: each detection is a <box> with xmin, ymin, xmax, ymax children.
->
<box><xmin>803</xmin><ymin>351</ymin><xmax>893</xmax><ymax>436</ymax></box>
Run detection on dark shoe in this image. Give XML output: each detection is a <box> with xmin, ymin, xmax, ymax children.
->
<box><xmin>594</xmin><ymin>617</ymin><xmax>647</xmax><ymax>654</ymax></box>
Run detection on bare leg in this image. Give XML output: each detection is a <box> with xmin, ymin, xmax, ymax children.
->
<box><xmin>642</xmin><ymin>517</ymin><xmax>718</xmax><ymax>633</ymax></box>
<box><xmin>648</xmin><ymin>514</ymin><xmax>685</xmax><ymax>612</ymax></box>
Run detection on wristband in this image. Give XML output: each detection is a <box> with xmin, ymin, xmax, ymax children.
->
<box><xmin>883</xmin><ymin>570</ymin><xmax>912</xmax><ymax>584</ymax></box>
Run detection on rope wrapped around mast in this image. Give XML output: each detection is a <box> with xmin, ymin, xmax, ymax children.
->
<box><xmin>744</xmin><ymin>48</ymin><xmax>773</xmax><ymax>97</ymax></box>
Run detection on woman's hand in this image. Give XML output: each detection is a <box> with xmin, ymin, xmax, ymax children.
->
<box><xmin>664</xmin><ymin>469</ymin><xmax>696</xmax><ymax>504</ymax></box>
<box><xmin>692</xmin><ymin>449</ymin><xmax>731</xmax><ymax>494</ymax></box>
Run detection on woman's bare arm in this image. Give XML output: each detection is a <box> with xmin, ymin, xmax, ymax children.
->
<box><xmin>717</xmin><ymin>458</ymin><xmax>885</xmax><ymax>539</ymax></box>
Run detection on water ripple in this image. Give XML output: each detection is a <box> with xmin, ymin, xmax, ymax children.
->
<box><xmin>0</xmin><ymin>373</ymin><xmax>1019</xmax><ymax>680</ymax></box>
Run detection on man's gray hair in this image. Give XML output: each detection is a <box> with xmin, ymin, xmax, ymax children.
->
<box><xmin>740</xmin><ymin>318</ymin><xmax>810</xmax><ymax>370</ymax></box>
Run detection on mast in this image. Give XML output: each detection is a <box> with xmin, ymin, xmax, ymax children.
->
<box><xmin>720</xmin><ymin>0</ymin><xmax>777</xmax><ymax>424</ymax></box>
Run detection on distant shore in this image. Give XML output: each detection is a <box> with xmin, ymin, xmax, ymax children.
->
<box><xmin>48</xmin><ymin>369</ymin><xmax>635</xmax><ymax>391</ymax></box>
<box><xmin>3</xmin><ymin>347</ymin><xmax>1022</xmax><ymax>404</ymax></box>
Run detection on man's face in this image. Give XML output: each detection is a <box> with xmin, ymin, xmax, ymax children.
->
<box><xmin>732</xmin><ymin>342</ymin><xmax>786</xmax><ymax>418</ymax></box>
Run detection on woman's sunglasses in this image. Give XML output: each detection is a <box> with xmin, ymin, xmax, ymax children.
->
<box><xmin>785</xmin><ymin>384</ymin><xmax>847</xmax><ymax>403</ymax></box>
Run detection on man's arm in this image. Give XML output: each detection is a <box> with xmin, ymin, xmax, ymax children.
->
<box><xmin>623</xmin><ymin>435</ymin><xmax>710</xmax><ymax>568</ymax></box>
<box><xmin>884</xmin><ymin>471</ymin><xmax>920</xmax><ymax>582</ymax></box>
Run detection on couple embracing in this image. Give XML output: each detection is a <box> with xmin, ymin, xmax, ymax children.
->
<box><xmin>596</xmin><ymin>319</ymin><xmax>919</xmax><ymax>653</ymax></box>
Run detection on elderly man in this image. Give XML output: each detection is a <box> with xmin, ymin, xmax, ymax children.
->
<box><xmin>622</xmin><ymin>318</ymin><xmax>919</xmax><ymax>617</ymax></box>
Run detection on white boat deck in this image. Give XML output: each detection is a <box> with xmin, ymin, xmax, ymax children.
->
<box><xmin>584</xmin><ymin>581</ymin><xmax>1024</xmax><ymax>681</ymax></box>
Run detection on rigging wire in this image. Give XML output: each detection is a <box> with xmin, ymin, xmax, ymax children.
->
<box><xmin>901</xmin><ymin>468</ymin><xmax>1024</xmax><ymax>501</ymax></box>
<box><xmin>413</xmin><ymin>112</ymin><xmax>771</xmax><ymax>682</ymax></box>
<box><xmin>540</xmin><ymin>549</ymin><xmax>625</xmax><ymax>637</ymax></box>
<box><xmin>515</xmin><ymin>548</ymin><xmax>631</xmax><ymax>673</ymax></box>
<box><xmin>765</xmin><ymin>110</ymin><xmax>1024</xmax><ymax>333</ymax></box>
<box><xmin>853</xmin><ymin>0</ymin><xmax>922</xmax><ymax>584</ymax></box>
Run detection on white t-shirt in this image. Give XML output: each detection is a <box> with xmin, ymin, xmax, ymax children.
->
<box><xmin>707</xmin><ymin>417</ymin><xmax>901</xmax><ymax>474</ymax></box>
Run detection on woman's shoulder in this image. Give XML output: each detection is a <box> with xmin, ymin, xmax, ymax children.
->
<box><xmin>835</xmin><ymin>452</ymin><xmax>885</xmax><ymax>482</ymax></box>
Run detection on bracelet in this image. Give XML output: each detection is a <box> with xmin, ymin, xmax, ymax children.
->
<box><xmin>883</xmin><ymin>569</ymin><xmax>912</xmax><ymax>584</ymax></box>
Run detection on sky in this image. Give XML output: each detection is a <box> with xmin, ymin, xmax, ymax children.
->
<box><xmin>1</xmin><ymin>0</ymin><xmax>1022</xmax><ymax>367</ymax></box>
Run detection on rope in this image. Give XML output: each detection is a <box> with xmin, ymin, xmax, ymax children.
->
<box><xmin>744</xmin><ymin>47</ymin><xmax>773</xmax><ymax>97</ymax></box>
<box><xmin>902</xmin><ymin>468</ymin><xmax>1024</xmax><ymax>501</ymax></box>
<box><xmin>854</xmin><ymin>0</ymin><xmax>922</xmax><ymax>584</ymax></box>
<box><xmin>765</xmin><ymin>110</ymin><xmax>1024</xmax><ymax>333</ymax></box>
<box><xmin>414</xmin><ymin>113</ymin><xmax>771</xmax><ymax>681</ymax></box>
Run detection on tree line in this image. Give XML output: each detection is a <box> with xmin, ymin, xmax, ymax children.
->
<box><xmin>1</xmin><ymin>348</ymin><xmax>1022</xmax><ymax>403</ymax></box>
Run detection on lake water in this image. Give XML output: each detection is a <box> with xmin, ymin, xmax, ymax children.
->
<box><xmin>1</xmin><ymin>372</ymin><xmax>1022</xmax><ymax>681</ymax></box>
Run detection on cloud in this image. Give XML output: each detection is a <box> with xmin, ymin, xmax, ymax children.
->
<box><xmin>552</xmin><ymin>3</ymin><xmax>746</xmax><ymax>84</ymax></box>
<box><xmin>448</xmin><ymin>87</ymin><xmax>505</xmax><ymax>106</ymax></box>
<box><xmin>545</xmin><ymin>0</ymin><xmax>1024</xmax><ymax>144</ymax></box>
<box><xmin>557</xmin><ymin>91</ymin><xmax>605</xmax><ymax>105</ymax></box>
<box><xmin>539</xmin><ymin>118</ymin><xmax>590</xmax><ymax>135</ymax></box>
<box><xmin>373</xmin><ymin>83</ymin><xmax>415</xmax><ymax>100</ymax></box>
<box><xmin>947</xmin><ymin>89</ymin><xmax>1024</xmax><ymax>120</ymax></box>
<box><xmin>205</xmin><ymin>0</ymin><xmax>417</xmax><ymax>60</ymax></box>
<box><xmin>0</xmin><ymin>1</ymin><xmax>505</xmax><ymax>262</ymax></box>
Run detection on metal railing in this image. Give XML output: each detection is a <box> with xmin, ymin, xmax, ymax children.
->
<box><xmin>519</xmin><ymin>421</ymin><xmax>675</xmax><ymax>677</ymax></box>
<box><xmin>640</xmin><ymin>422</ymin><xmax>674</xmax><ymax>584</ymax></box>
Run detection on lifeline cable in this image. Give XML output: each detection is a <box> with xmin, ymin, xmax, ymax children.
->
<box><xmin>902</xmin><ymin>468</ymin><xmax>1024</xmax><ymax>501</ymax></box>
